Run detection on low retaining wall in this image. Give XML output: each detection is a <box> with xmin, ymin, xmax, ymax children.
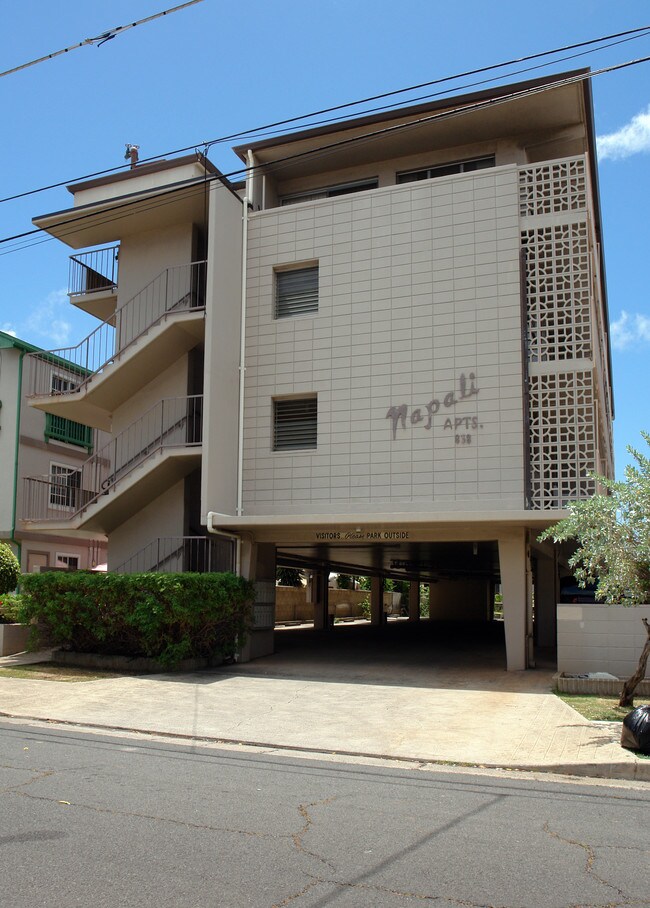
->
<box><xmin>54</xmin><ymin>650</ymin><xmax>223</xmax><ymax>673</ymax></box>
<box><xmin>0</xmin><ymin>624</ymin><xmax>31</xmax><ymax>657</ymax></box>
<box><xmin>555</xmin><ymin>673</ymin><xmax>650</xmax><ymax>697</ymax></box>
<box><xmin>275</xmin><ymin>587</ymin><xmax>368</xmax><ymax>623</ymax></box>
<box><xmin>557</xmin><ymin>603</ymin><xmax>650</xmax><ymax>679</ymax></box>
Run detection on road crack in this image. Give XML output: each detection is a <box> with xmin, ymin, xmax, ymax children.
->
<box><xmin>291</xmin><ymin>797</ymin><xmax>338</xmax><ymax>871</ymax></box>
<box><xmin>11</xmin><ymin>789</ymin><xmax>281</xmax><ymax>840</ymax></box>
<box><xmin>543</xmin><ymin>822</ymin><xmax>649</xmax><ymax>907</ymax></box>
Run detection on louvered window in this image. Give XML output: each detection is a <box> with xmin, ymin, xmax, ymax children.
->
<box><xmin>273</xmin><ymin>398</ymin><xmax>317</xmax><ymax>451</ymax></box>
<box><xmin>275</xmin><ymin>267</ymin><xmax>318</xmax><ymax>319</ymax></box>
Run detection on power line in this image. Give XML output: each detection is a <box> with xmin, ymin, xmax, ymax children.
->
<box><xmin>1</xmin><ymin>22</ymin><xmax>649</xmax><ymax>205</ymax></box>
<box><xmin>0</xmin><ymin>1</ymin><xmax>204</xmax><ymax>79</ymax></box>
<box><xmin>1</xmin><ymin>55</ymin><xmax>649</xmax><ymax>257</ymax></box>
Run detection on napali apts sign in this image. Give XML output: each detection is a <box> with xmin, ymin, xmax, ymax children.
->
<box><xmin>386</xmin><ymin>372</ymin><xmax>481</xmax><ymax>445</ymax></box>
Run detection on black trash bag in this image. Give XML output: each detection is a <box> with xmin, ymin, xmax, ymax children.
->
<box><xmin>621</xmin><ymin>705</ymin><xmax>650</xmax><ymax>754</ymax></box>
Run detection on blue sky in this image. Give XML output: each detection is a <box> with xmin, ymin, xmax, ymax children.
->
<box><xmin>1</xmin><ymin>0</ymin><xmax>649</xmax><ymax>476</ymax></box>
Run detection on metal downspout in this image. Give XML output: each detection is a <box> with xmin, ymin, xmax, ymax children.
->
<box><xmin>237</xmin><ymin>195</ymin><xmax>249</xmax><ymax>518</ymax></box>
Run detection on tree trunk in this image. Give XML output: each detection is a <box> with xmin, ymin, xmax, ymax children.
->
<box><xmin>618</xmin><ymin>617</ymin><xmax>650</xmax><ymax>707</ymax></box>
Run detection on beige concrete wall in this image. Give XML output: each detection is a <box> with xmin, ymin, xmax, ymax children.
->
<box><xmin>242</xmin><ymin>165</ymin><xmax>524</xmax><ymax>516</ymax></box>
<box><xmin>106</xmin><ymin>479</ymin><xmax>186</xmax><ymax>570</ymax></box>
<box><xmin>275</xmin><ymin>586</ymin><xmax>368</xmax><ymax>622</ymax></box>
<box><xmin>110</xmin><ymin>355</ymin><xmax>189</xmax><ymax>438</ymax></box>
<box><xmin>116</xmin><ymin>223</ymin><xmax>195</xmax><ymax>317</ymax></box>
<box><xmin>557</xmin><ymin>603</ymin><xmax>650</xmax><ymax>678</ymax></box>
<box><xmin>201</xmin><ymin>182</ymin><xmax>243</xmax><ymax>517</ymax></box>
<box><xmin>72</xmin><ymin>162</ymin><xmax>209</xmax><ymax>208</ymax></box>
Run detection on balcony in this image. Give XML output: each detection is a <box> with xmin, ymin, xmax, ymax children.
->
<box><xmin>22</xmin><ymin>395</ymin><xmax>203</xmax><ymax>534</ymax></box>
<box><xmin>113</xmin><ymin>536</ymin><xmax>235</xmax><ymax>574</ymax></box>
<box><xmin>26</xmin><ymin>260</ymin><xmax>206</xmax><ymax>431</ymax></box>
<box><xmin>44</xmin><ymin>413</ymin><xmax>94</xmax><ymax>452</ymax></box>
<box><xmin>69</xmin><ymin>245</ymin><xmax>119</xmax><ymax>322</ymax></box>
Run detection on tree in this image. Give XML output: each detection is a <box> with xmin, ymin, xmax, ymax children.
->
<box><xmin>0</xmin><ymin>543</ymin><xmax>20</xmax><ymax>596</ymax></box>
<box><xmin>539</xmin><ymin>431</ymin><xmax>650</xmax><ymax>705</ymax></box>
<box><xmin>276</xmin><ymin>567</ymin><xmax>303</xmax><ymax>587</ymax></box>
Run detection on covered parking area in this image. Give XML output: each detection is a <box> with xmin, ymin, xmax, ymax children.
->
<box><xmin>232</xmin><ymin>517</ymin><xmax>562</xmax><ymax>672</ymax></box>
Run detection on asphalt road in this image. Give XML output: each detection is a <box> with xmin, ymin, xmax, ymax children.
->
<box><xmin>1</xmin><ymin>719</ymin><xmax>649</xmax><ymax>908</ymax></box>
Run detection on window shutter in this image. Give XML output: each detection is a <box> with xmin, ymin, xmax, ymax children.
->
<box><xmin>275</xmin><ymin>267</ymin><xmax>318</xmax><ymax>319</ymax></box>
<box><xmin>274</xmin><ymin>398</ymin><xmax>317</xmax><ymax>451</ymax></box>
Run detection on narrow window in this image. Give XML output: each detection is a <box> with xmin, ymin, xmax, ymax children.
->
<box><xmin>273</xmin><ymin>397</ymin><xmax>317</xmax><ymax>451</ymax></box>
<box><xmin>49</xmin><ymin>463</ymin><xmax>81</xmax><ymax>510</ymax></box>
<box><xmin>397</xmin><ymin>156</ymin><xmax>495</xmax><ymax>184</ymax></box>
<box><xmin>280</xmin><ymin>179</ymin><xmax>378</xmax><ymax>206</ymax></box>
<box><xmin>275</xmin><ymin>267</ymin><xmax>318</xmax><ymax>319</ymax></box>
<box><xmin>55</xmin><ymin>553</ymin><xmax>80</xmax><ymax>570</ymax></box>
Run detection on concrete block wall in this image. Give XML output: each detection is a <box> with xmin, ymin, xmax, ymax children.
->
<box><xmin>557</xmin><ymin>603</ymin><xmax>650</xmax><ymax>678</ymax></box>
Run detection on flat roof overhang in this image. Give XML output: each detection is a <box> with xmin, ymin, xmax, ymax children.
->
<box><xmin>234</xmin><ymin>70</ymin><xmax>592</xmax><ymax>181</ymax></box>
<box><xmin>210</xmin><ymin>509</ymin><xmax>566</xmax><ymax>541</ymax></box>
<box><xmin>221</xmin><ymin>512</ymin><xmax>565</xmax><ymax>581</ymax></box>
<box><xmin>32</xmin><ymin>178</ymin><xmax>214</xmax><ymax>249</ymax></box>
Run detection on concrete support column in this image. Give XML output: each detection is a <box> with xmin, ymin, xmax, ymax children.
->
<box><xmin>408</xmin><ymin>581</ymin><xmax>420</xmax><ymax>621</ymax></box>
<box><xmin>535</xmin><ymin>551</ymin><xmax>558</xmax><ymax>650</ymax></box>
<box><xmin>370</xmin><ymin>576</ymin><xmax>383</xmax><ymax>626</ymax></box>
<box><xmin>498</xmin><ymin>531</ymin><xmax>531</xmax><ymax>671</ymax></box>
<box><xmin>239</xmin><ymin>540</ymin><xmax>276</xmax><ymax>662</ymax></box>
<box><xmin>312</xmin><ymin>570</ymin><xmax>330</xmax><ymax>631</ymax></box>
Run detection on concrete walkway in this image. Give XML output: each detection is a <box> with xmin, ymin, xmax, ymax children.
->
<box><xmin>0</xmin><ymin>626</ymin><xmax>648</xmax><ymax>782</ymax></box>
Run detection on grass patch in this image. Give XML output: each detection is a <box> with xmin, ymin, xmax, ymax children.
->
<box><xmin>0</xmin><ymin>663</ymin><xmax>122</xmax><ymax>682</ymax></box>
<box><xmin>555</xmin><ymin>690</ymin><xmax>633</xmax><ymax>722</ymax></box>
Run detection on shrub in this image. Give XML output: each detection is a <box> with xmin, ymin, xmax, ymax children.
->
<box><xmin>19</xmin><ymin>572</ymin><xmax>255</xmax><ymax>668</ymax></box>
<box><xmin>0</xmin><ymin>543</ymin><xmax>20</xmax><ymax>596</ymax></box>
<box><xmin>0</xmin><ymin>593</ymin><xmax>22</xmax><ymax>624</ymax></box>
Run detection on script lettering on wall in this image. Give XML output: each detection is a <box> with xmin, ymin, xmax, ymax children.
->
<box><xmin>386</xmin><ymin>373</ymin><xmax>482</xmax><ymax>444</ymax></box>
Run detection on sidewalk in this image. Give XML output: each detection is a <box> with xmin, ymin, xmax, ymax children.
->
<box><xmin>1</xmin><ymin>638</ymin><xmax>648</xmax><ymax>782</ymax></box>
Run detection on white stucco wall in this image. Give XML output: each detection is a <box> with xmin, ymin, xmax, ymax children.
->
<box><xmin>557</xmin><ymin>603</ymin><xmax>650</xmax><ymax>678</ymax></box>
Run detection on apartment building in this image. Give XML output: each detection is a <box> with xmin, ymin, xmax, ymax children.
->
<box><xmin>0</xmin><ymin>331</ymin><xmax>106</xmax><ymax>573</ymax></box>
<box><xmin>21</xmin><ymin>70</ymin><xmax>614</xmax><ymax>670</ymax></box>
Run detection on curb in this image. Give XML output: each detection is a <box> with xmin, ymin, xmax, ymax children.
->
<box><xmin>1</xmin><ymin>710</ymin><xmax>649</xmax><ymax>783</ymax></box>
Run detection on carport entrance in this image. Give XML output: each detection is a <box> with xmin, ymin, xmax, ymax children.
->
<box><xmin>271</xmin><ymin>536</ymin><xmax>553</xmax><ymax>672</ymax></box>
<box><xmin>235</xmin><ymin>522</ymin><xmax>559</xmax><ymax>671</ymax></box>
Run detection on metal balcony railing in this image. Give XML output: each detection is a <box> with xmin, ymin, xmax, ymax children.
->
<box><xmin>26</xmin><ymin>260</ymin><xmax>207</xmax><ymax>399</ymax></box>
<box><xmin>22</xmin><ymin>395</ymin><xmax>203</xmax><ymax>523</ymax></box>
<box><xmin>69</xmin><ymin>245</ymin><xmax>119</xmax><ymax>297</ymax></box>
<box><xmin>113</xmin><ymin>536</ymin><xmax>235</xmax><ymax>574</ymax></box>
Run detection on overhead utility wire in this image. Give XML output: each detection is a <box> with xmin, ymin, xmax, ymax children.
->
<box><xmin>235</xmin><ymin>29</ymin><xmax>648</xmax><ymax>146</ymax></box>
<box><xmin>1</xmin><ymin>22</ymin><xmax>649</xmax><ymax>205</ymax></box>
<box><xmin>3</xmin><ymin>56</ymin><xmax>649</xmax><ymax>258</ymax></box>
<box><xmin>0</xmin><ymin>1</ymin><xmax>204</xmax><ymax>79</ymax></box>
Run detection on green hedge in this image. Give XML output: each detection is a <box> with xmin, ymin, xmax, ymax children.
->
<box><xmin>0</xmin><ymin>593</ymin><xmax>22</xmax><ymax>624</ymax></box>
<box><xmin>19</xmin><ymin>572</ymin><xmax>255</xmax><ymax>668</ymax></box>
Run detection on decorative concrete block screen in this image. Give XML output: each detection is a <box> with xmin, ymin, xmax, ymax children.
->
<box><xmin>521</xmin><ymin>222</ymin><xmax>591</xmax><ymax>362</ymax></box>
<box><xmin>528</xmin><ymin>370</ymin><xmax>595</xmax><ymax>509</ymax></box>
<box><xmin>519</xmin><ymin>157</ymin><xmax>598</xmax><ymax>510</ymax></box>
<box><xmin>518</xmin><ymin>158</ymin><xmax>587</xmax><ymax>217</ymax></box>
<box><xmin>557</xmin><ymin>603</ymin><xmax>650</xmax><ymax>678</ymax></box>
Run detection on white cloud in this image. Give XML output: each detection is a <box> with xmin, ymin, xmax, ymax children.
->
<box><xmin>597</xmin><ymin>105</ymin><xmax>650</xmax><ymax>160</ymax></box>
<box><xmin>24</xmin><ymin>288</ymin><xmax>72</xmax><ymax>347</ymax></box>
<box><xmin>1</xmin><ymin>324</ymin><xmax>17</xmax><ymax>337</ymax></box>
<box><xmin>610</xmin><ymin>310</ymin><xmax>650</xmax><ymax>350</ymax></box>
